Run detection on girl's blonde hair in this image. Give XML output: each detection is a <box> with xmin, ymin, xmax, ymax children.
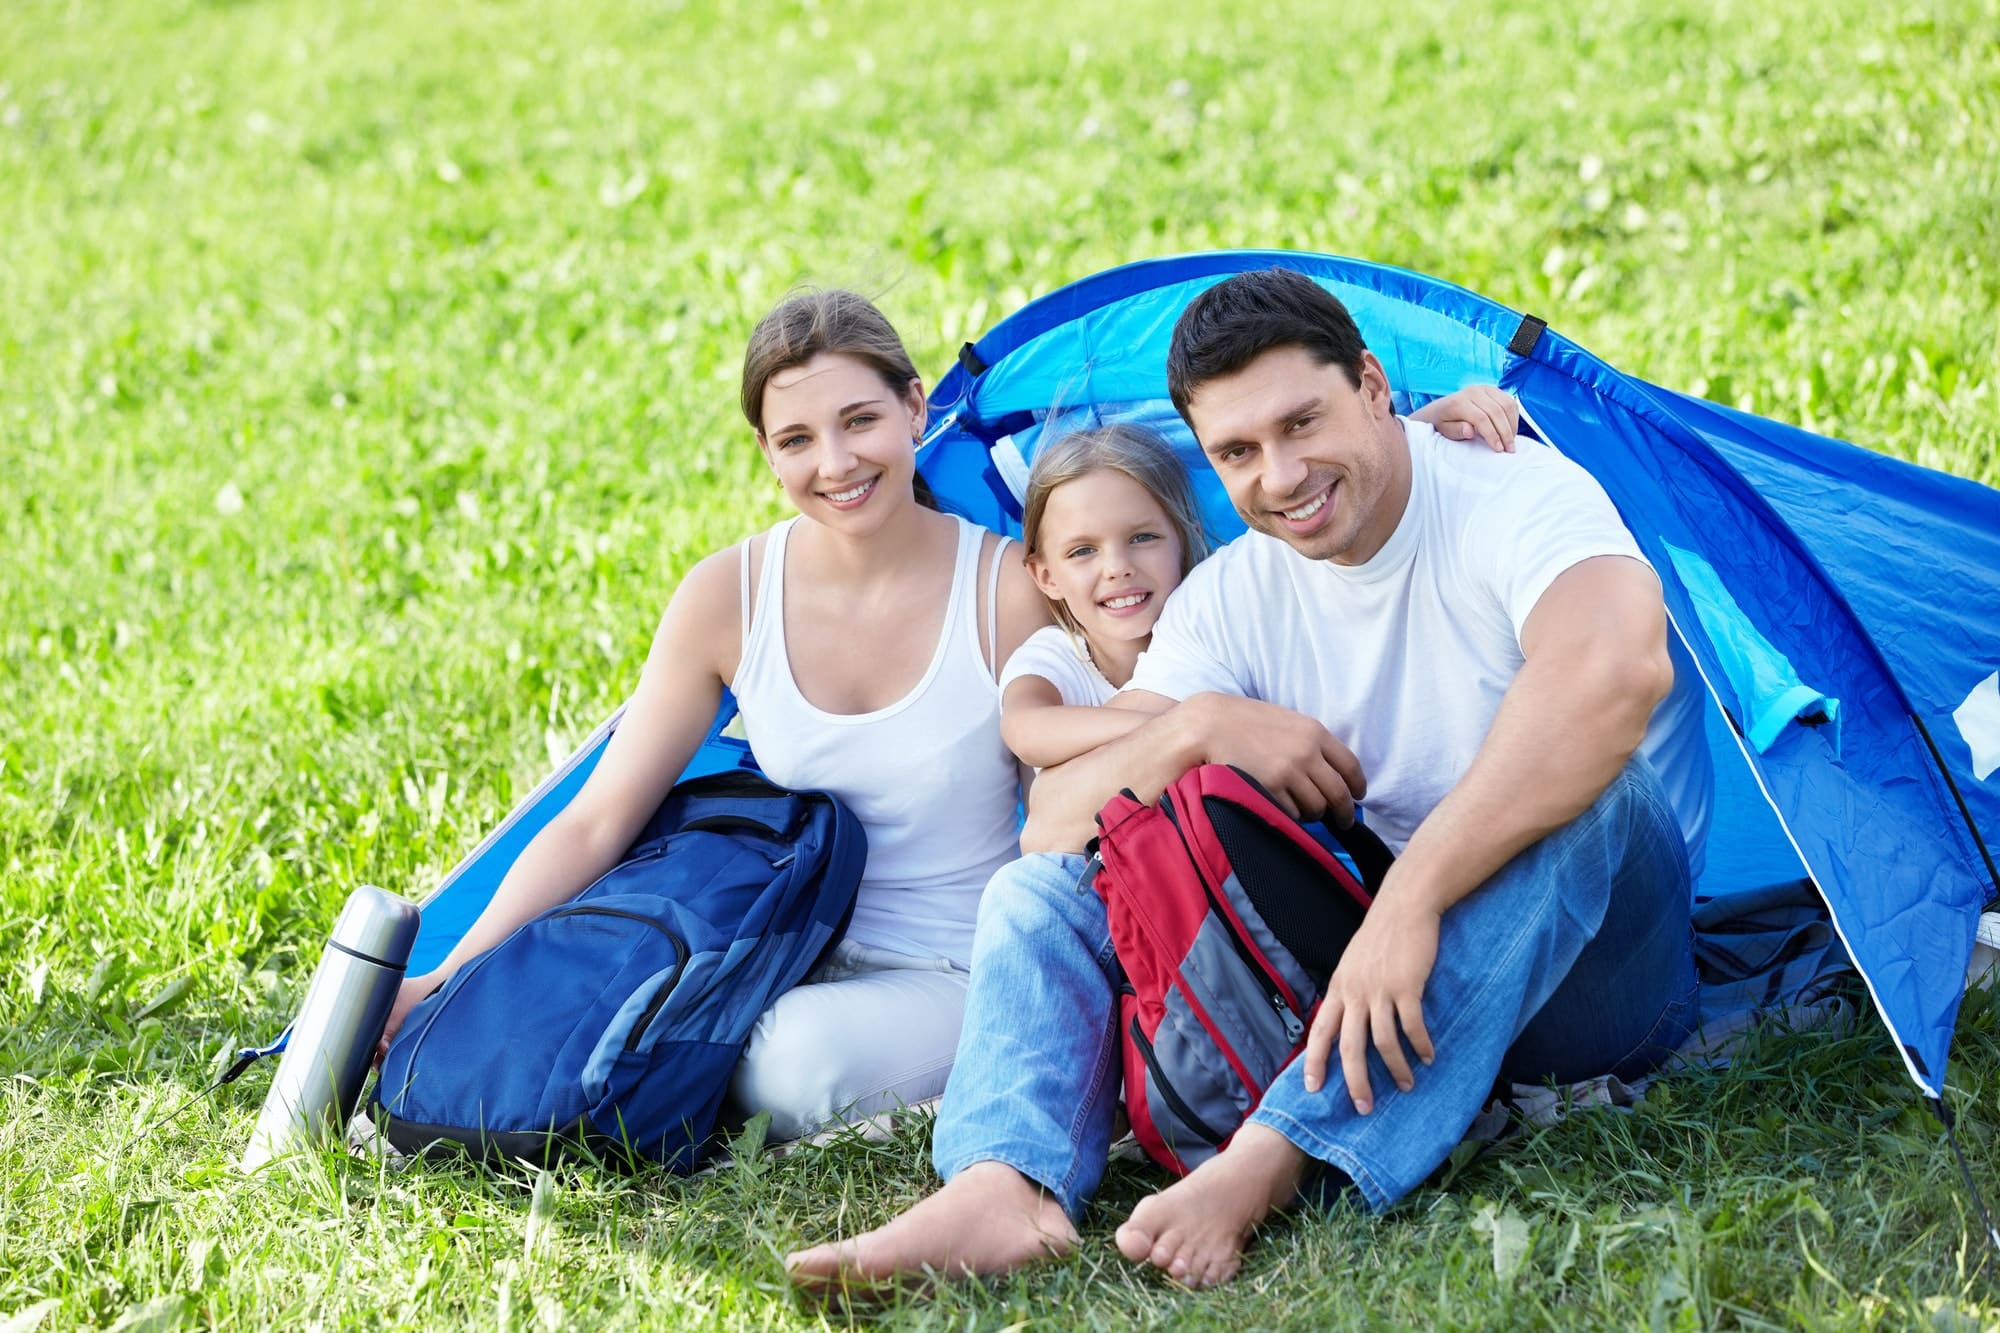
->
<box><xmin>1020</xmin><ymin>422</ymin><xmax>1209</xmax><ymax>639</ymax></box>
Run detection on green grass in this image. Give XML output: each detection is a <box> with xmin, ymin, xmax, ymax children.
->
<box><xmin>3</xmin><ymin>0</ymin><xmax>1998</xmax><ymax>1326</ymax></box>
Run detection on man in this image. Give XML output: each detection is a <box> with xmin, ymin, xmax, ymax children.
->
<box><xmin>787</xmin><ymin>268</ymin><xmax>1711</xmax><ymax>1289</ymax></box>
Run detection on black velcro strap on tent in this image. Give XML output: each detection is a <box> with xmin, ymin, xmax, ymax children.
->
<box><xmin>1508</xmin><ymin>314</ymin><xmax>1548</xmax><ymax>358</ymax></box>
<box><xmin>958</xmin><ymin>342</ymin><xmax>988</xmax><ymax>377</ymax></box>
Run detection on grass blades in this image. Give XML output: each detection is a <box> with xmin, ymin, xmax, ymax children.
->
<box><xmin>3</xmin><ymin>0</ymin><xmax>1997</xmax><ymax>1326</ymax></box>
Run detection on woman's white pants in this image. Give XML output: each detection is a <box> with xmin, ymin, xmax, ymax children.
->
<box><xmin>727</xmin><ymin>938</ymin><xmax>969</xmax><ymax>1142</ymax></box>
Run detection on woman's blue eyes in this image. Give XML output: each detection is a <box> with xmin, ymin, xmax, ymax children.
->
<box><xmin>775</xmin><ymin>415</ymin><xmax>879</xmax><ymax>450</ymax></box>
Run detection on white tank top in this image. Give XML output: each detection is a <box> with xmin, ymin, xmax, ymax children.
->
<box><xmin>731</xmin><ymin>515</ymin><xmax>1021</xmax><ymax>968</ymax></box>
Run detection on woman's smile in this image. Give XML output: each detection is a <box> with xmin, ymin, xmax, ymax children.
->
<box><xmin>819</xmin><ymin>474</ymin><xmax>881</xmax><ymax>509</ymax></box>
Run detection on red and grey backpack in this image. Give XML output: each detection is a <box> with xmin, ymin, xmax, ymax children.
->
<box><xmin>1090</xmin><ymin>763</ymin><xmax>1394</xmax><ymax>1175</ymax></box>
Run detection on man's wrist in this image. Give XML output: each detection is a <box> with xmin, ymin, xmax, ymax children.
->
<box><xmin>1164</xmin><ymin>693</ymin><xmax>1216</xmax><ymax>772</ymax></box>
<box><xmin>1376</xmin><ymin>860</ymin><xmax>1453</xmax><ymax>918</ymax></box>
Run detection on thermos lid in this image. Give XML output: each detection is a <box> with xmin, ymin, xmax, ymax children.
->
<box><xmin>330</xmin><ymin>884</ymin><xmax>422</xmax><ymax>969</ymax></box>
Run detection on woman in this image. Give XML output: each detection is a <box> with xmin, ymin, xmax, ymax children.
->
<box><xmin>382</xmin><ymin>289</ymin><xmax>1050</xmax><ymax>1140</ymax></box>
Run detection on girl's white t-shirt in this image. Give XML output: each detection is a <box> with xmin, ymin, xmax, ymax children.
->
<box><xmin>1000</xmin><ymin>625</ymin><xmax>1117</xmax><ymax>708</ymax></box>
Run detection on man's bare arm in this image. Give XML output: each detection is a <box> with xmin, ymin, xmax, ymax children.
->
<box><xmin>1020</xmin><ymin>691</ymin><xmax>1367</xmax><ymax>853</ymax></box>
<box><xmin>1301</xmin><ymin>555</ymin><xmax>1675</xmax><ymax>1110</ymax></box>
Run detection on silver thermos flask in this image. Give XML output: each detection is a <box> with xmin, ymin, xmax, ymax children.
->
<box><xmin>241</xmin><ymin>884</ymin><xmax>421</xmax><ymax>1172</ymax></box>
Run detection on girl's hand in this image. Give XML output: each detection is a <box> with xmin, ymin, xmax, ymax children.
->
<box><xmin>1413</xmin><ymin>386</ymin><xmax>1519</xmax><ymax>452</ymax></box>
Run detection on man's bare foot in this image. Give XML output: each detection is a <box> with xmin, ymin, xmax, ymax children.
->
<box><xmin>1114</xmin><ymin>1123</ymin><xmax>1309</xmax><ymax>1287</ymax></box>
<box><xmin>785</xmin><ymin>1162</ymin><xmax>1078</xmax><ymax>1296</ymax></box>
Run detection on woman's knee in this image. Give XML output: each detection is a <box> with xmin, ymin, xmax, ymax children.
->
<box><xmin>731</xmin><ymin>1003</ymin><xmax>864</xmax><ymax>1137</ymax></box>
<box><xmin>731</xmin><ymin>971</ymin><xmax>966</xmax><ymax>1139</ymax></box>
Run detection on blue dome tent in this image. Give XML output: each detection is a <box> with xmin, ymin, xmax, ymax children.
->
<box><xmin>398</xmin><ymin>250</ymin><xmax>2000</xmax><ymax>1112</ymax></box>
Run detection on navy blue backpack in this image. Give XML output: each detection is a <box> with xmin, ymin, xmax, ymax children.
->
<box><xmin>372</xmin><ymin>771</ymin><xmax>865</xmax><ymax>1169</ymax></box>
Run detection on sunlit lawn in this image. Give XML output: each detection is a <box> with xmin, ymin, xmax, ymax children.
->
<box><xmin>3</xmin><ymin>0</ymin><xmax>1997</xmax><ymax>1326</ymax></box>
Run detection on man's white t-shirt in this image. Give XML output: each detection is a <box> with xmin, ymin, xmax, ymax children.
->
<box><xmin>1125</xmin><ymin>418</ymin><xmax>1712</xmax><ymax>875</ymax></box>
<box><xmin>1001</xmin><ymin>625</ymin><xmax>1117</xmax><ymax>708</ymax></box>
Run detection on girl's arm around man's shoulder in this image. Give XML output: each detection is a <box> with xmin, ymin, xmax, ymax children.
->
<box><xmin>1410</xmin><ymin>386</ymin><xmax>1519</xmax><ymax>452</ymax></box>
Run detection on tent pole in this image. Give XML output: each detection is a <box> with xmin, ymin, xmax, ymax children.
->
<box><xmin>1911</xmin><ymin>712</ymin><xmax>2000</xmax><ymax>903</ymax></box>
<box><xmin>1931</xmin><ymin>1096</ymin><xmax>2000</xmax><ymax>1265</ymax></box>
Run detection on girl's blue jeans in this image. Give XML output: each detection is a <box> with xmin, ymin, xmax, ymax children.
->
<box><xmin>931</xmin><ymin>759</ymin><xmax>1698</xmax><ymax>1216</ymax></box>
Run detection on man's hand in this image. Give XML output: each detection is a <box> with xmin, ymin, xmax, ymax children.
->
<box><xmin>1179</xmin><ymin>693</ymin><xmax>1367</xmax><ymax>826</ymax></box>
<box><xmin>1301</xmin><ymin>880</ymin><xmax>1439</xmax><ymax>1113</ymax></box>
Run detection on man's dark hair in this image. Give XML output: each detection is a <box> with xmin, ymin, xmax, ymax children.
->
<box><xmin>1166</xmin><ymin>268</ymin><xmax>1369</xmax><ymax>423</ymax></box>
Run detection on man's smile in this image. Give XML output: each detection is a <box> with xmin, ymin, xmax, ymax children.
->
<box><xmin>1276</xmin><ymin>479</ymin><xmax>1338</xmax><ymax>534</ymax></box>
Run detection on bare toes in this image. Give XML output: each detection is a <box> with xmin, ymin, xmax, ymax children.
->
<box><xmin>1114</xmin><ymin>1220</ymin><xmax>1154</xmax><ymax>1264</ymax></box>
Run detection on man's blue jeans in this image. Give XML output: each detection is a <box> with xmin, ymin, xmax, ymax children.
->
<box><xmin>931</xmin><ymin>759</ymin><xmax>1698</xmax><ymax>1216</ymax></box>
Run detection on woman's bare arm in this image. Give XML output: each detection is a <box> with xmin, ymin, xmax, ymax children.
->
<box><xmin>984</xmin><ymin>534</ymin><xmax>1056</xmax><ymax>675</ymax></box>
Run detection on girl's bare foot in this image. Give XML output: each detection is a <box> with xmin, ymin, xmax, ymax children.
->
<box><xmin>1113</xmin><ymin>1123</ymin><xmax>1309</xmax><ymax>1288</ymax></box>
<box><xmin>785</xmin><ymin>1162</ymin><xmax>1077</xmax><ymax>1295</ymax></box>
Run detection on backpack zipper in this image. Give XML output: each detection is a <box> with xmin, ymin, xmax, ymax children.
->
<box><xmin>1128</xmin><ymin>1016</ymin><xmax>1227</xmax><ymax>1148</ymax></box>
<box><xmin>1156</xmin><ymin>791</ymin><xmax>1307</xmax><ymax>1044</ymax></box>
<box><xmin>547</xmin><ymin>905</ymin><xmax>692</xmax><ymax>1053</ymax></box>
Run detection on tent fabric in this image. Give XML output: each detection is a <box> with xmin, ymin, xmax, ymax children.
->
<box><xmin>405</xmin><ymin>250</ymin><xmax>1998</xmax><ymax>1104</ymax></box>
<box><xmin>1662</xmin><ymin>541</ymin><xmax>1840</xmax><ymax>755</ymax></box>
<box><xmin>1663</xmin><ymin>388</ymin><xmax>2000</xmax><ymax>851</ymax></box>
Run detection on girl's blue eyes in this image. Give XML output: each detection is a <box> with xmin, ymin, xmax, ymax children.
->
<box><xmin>1065</xmin><ymin>533</ymin><xmax>1161</xmax><ymax>559</ymax></box>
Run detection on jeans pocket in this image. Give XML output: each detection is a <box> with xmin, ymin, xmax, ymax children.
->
<box><xmin>1603</xmin><ymin>974</ymin><xmax>1700</xmax><ymax>1084</ymax></box>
